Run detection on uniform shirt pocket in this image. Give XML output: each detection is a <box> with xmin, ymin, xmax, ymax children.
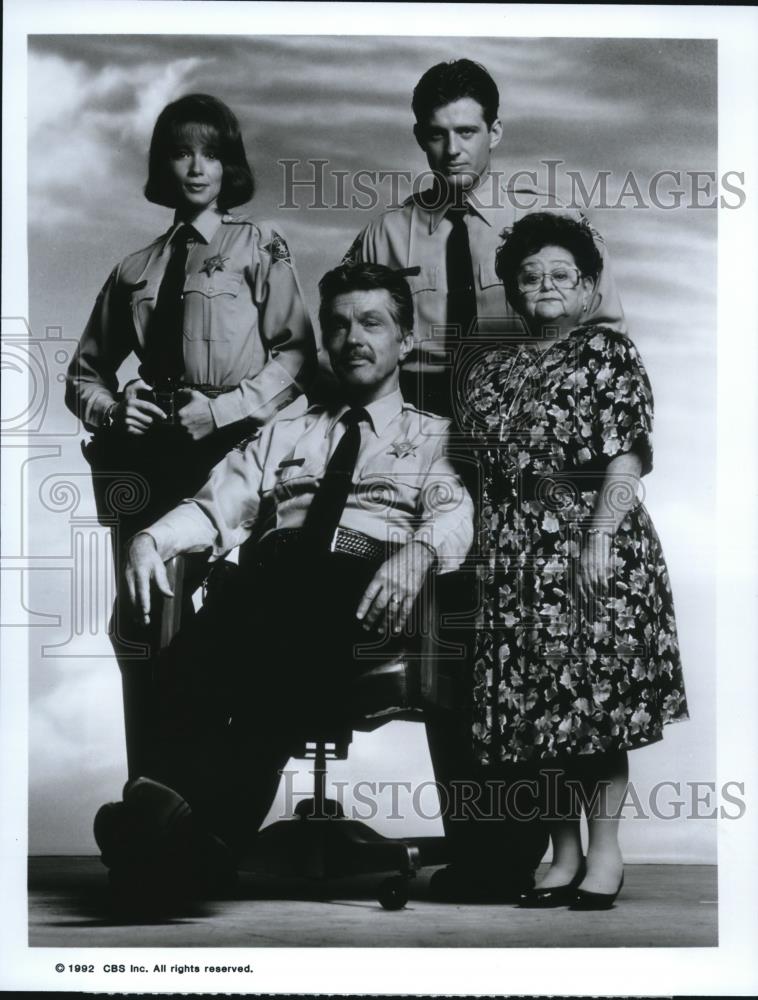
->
<box><xmin>478</xmin><ymin>259</ymin><xmax>501</xmax><ymax>291</ymax></box>
<box><xmin>182</xmin><ymin>270</ymin><xmax>244</xmax><ymax>341</ymax></box>
<box><xmin>266</xmin><ymin>455</ymin><xmax>320</xmax><ymax>503</ymax></box>
<box><xmin>356</xmin><ymin>464</ymin><xmax>425</xmax><ymax>521</ymax></box>
<box><xmin>405</xmin><ymin>266</ymin><xmax>438</xmax><ymax>295</ymax></box>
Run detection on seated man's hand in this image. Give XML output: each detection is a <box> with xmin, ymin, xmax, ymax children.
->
<box><xmin>124</xmin><ymin>533</ymin><xmax>174</xmax><ymax>626</ymax></box>
<box><xmin>356</xmin><ymin>541</ymin><xmax>436</xmax><ymax>634</ymax></box>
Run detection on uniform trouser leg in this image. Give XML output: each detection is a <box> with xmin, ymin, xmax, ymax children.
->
<box><xmin>424</xmin><ymin>569</ymin><xmax>549</xmax><ymax>885</ymax></box>
<box><xmin>141</xmin><ymin>591</ymin><xmax>296</xmax><ymax>859</ymax></box>
<box><xmin>109</xmin><ymin>551</ymin><xmax>210</xmax><ymax>779</ymax></box>
<box><xmin>425</xmin><ymin>712</ymin><xmax>549</xmax><ymax>884</ymax></box>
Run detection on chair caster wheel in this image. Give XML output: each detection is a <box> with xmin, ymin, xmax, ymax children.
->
<box><xmin>378</xmin><ymin>875</ymin><xmax>409</xmax><ymax>910</ymax></box>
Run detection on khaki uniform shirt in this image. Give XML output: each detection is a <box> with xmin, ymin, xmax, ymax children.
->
<box><xmin>146</xmin><ymin>389</ymin><xmax>474</xmax><ymax>573</ymax></box>
<box><xmin>66</xmin><ymin>207</ymin><xmax>316</xmax><ymax>430</ymax></box>
<box><xmin>344</xmin><ymin>174</ymin><xmax>626</xmax><ymax>376</ymax></box>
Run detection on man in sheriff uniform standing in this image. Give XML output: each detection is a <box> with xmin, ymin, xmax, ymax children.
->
<box><xmin>343</xmin><ymin>58</ymin><xmax>625</xmax><ymax>418</ymax></box>
<box><xmin>96</xmin><ymin>263</ymin><xmax>476</xmax><ymax>899</ymax></box>
<box><xmin>343</xmin><ymin>58</ymin><xmax>626</xmax><ymax>901</ymax></box>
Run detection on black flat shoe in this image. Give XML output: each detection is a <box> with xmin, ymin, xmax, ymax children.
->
<box><xmin>570</xmin><ymin>871</ymin><xmax>624</xmax><ymax>910</ymax></box>
<box><xmin>518</xmin><ymin>859</ymin><xmax>587</xmax><ymax>909</ymax></box>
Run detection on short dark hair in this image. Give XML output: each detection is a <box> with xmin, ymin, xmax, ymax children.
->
<box><xmin>144</xmin><ymin>94</ymin><xmax>254</xmax><ymax>210</ymax></box>
<box><xmin>495</xmin><ymin>213</ymin><xmax>604</xmax><ymax>306</ymax></box>
<box><xmin>318</xmin><ymin>263</ymin><xmax>414</xmax><ymax>338</ymax></box>
<box><xmin>412</xmin><ymin>59</ymin><xmax>500</xmax><ymax>128</ymax></box>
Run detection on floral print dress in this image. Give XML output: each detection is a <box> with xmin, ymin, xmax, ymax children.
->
<box><xmin>464</xmin><ymin>326</ymin><xmax>688</xmax><ymax>764</ymax></box>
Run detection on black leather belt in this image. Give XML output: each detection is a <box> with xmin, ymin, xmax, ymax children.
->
<box><xmin>145</xmin><ymin>383</ymin><xmax>240</xmax><ymax>424</ymax></box>
<box><xmin>259</xmin><ymin>526</ymin><xmax>396</xmax><ymax>563</ymax></box>
<box><xmin>179</xmin><ymin>383</ymin><xmax>237</xmax><ymax>399</ymax></box>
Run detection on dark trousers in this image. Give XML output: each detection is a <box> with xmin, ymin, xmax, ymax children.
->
<box><xmin>423</xmin><ymin>567</ymin><xmax>548</xmax><ymax>884</ymax></box>
<box><xmin>85</xmin><ymin>419</ymin><xmax>255</xmax><ymax>777</ymax></box>
<box><xmin>141</xmin><ymin>547</ymin><xmax>548</xmax><ymax>882</ymax></box>
<box><xmin>143</xmin><ymin>548</ymin><xmax>411</xmax><ymax>856</ymax></box>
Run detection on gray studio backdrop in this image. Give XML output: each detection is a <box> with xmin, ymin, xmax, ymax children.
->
<box><xmin>23</xmin><ymin>35</ymin><xmax>716</xmax><ymax>860</ymax></box>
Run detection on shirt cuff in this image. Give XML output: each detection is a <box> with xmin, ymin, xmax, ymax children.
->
<box><xmin>143</xmin><ymin>504</ymin><xmax>216</xmax><ymax>561</ymax></box>
<box><xmin>208</xmin><ymin>358</ymin><xmax>299</xmax><ymax>428</ymax></box>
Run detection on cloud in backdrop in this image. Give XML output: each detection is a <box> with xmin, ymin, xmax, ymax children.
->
<box><xmin>26</xmin><ymin>35</ymin><xmax>716</xmax><ymax>857</ymax></box>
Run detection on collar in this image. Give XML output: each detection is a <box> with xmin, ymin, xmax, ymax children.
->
<box><xmin>167</xmin><ymin>206</ymin><xmax>225</xmax><ymax>246</ymax></box>
<box><xmin>326</xmin><ymin>388</ymin><xmax>404</xmax><ymax>438</ymax></box>
<box><xmin>424</xmin><ymin>172</ymin><xmax>498</xmax><ymax>233</ymax></box>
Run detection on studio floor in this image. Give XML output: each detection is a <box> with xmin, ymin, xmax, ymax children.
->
<box><xmin>28</xmin><ymin>856</ymin><xmax>717</xmax><ymax>948</ymax></box>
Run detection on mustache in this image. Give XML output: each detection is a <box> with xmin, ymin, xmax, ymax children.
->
<box><xmin>338</xmin><ymin>348</ymin><xmax>374</xmax><ymax>363</ymax></box>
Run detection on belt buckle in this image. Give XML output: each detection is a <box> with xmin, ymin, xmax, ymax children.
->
<box><xmin>329</xmin><ymin>528</ymin><xmax>339</xmax><ymax>553</ymax></box>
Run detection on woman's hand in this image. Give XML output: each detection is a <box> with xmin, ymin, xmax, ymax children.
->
<box><xmin>124</xmin><ymin>533</ymin><xmax>174</xmax><ymax>626</ymax></box>
<box><xmin>579</xmin><ymin>529</ymin><xmax>613</xmax><ymax>604</ymax></box>
<box><xmin>111</xmin><ymin>378</ymin><xmax>166</xmax><ymax>435</ymax></box>
<box><xmin>356</xmin><ymin>541</ymin><xmax>436</xmax><ymax>634</ymax></box>
<box><xmin>177</xmin><ymin>389</ymin><xmax>215</xmax><ymax>440</ymax></box>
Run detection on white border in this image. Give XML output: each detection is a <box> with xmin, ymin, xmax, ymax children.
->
<box><xmin>2</xmin><ymin>1</ymin><xmax>757</xmax><ymax>994</ymax></box>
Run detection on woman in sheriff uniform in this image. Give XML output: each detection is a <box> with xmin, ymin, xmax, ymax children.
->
<box><xmin>66</xmin><ymin>93</ymin><xmax>316</xmax><ymax>776</ymax></box>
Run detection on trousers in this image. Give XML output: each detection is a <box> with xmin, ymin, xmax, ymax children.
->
<box><xmin>140</xmin><ymin>543</ymin><xmax>548</xmax><ymax>880</ymax></box>
<box><xmin>85</xmin><ymin>416</ymin><xmax>257</xmax><ymax>776</ymax></box>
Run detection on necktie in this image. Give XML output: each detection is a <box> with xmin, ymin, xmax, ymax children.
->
<box><xmin>142</xmin><ymin>224</ymin><xmax>195</xmax><ymax>386</ymax></box>
<box><xmin>300</xmin><ymin>408</ymin><xmax>368</xmax><ymax>553</ymax></box>
<box><xmin>445</xmin><ymin>206</ymin><xmax>477</xmax><ymax>338</ymax></box>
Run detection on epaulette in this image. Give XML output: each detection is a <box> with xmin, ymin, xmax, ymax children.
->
<box><xmin>220</xmin><ymin>212</ymin><xmax>256</xmax><ymax>226</ymax></box>
<box><xmin>401</xmin><ymin>402</ymin><xmax>451</xmax><ymax>425</ymax></box>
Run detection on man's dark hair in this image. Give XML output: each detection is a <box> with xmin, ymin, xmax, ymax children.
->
<box><xmin>318</xmin><ymin>263</ymin><xmax>414</xmax><ymax>338</ymax></box>
<box><xmin>412</xmin><ymin>59</ymin><xmax>500</xmax><ymax>128</ymax></box>
<box><xmin>495</xmin><ymin>213</ymin><xmax>604</xmax><ymax>306</ymax></box>
<box><xmin>144</xmin><ymin>93</ymin><xmax>254</xmax><ymax>209</ymax></box>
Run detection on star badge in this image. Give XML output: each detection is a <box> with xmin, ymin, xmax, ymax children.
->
<box><xmin>201</xmin><ymin>254</ymin><xmax>229</xmax><ymax>276</ymax></box>
<box><xmin>388</xmin><ymin>439</ymin><xmax>417</xmax><ymax>459</ymax></box>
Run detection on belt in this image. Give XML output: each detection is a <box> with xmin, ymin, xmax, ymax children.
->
<box><xmin>178</xmin><ymin>383</ymin><xmax>237</xmax><ymax>399</ymax></box>
<box><xmin>259</xmin><ymin>526</ymin><xmax>395</xmax><ymax>564</ymax></box>
<box><xmin>147</xmin><ymin>383</ymin><xmax>241</xmax><ymax>425</ymax></box>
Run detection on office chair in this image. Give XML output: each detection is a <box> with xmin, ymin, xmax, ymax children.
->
<box><xmin>240</xmin><ymin>571</ymin><xmax>471</xmax><ymax>910</ymax></box>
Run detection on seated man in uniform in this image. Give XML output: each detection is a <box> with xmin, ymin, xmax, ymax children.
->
<box><xmin>96</xmin><ymin>262</ymin><xmax>475</xmax><ymax>902</ymax></box>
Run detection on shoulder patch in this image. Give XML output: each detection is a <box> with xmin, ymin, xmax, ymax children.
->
<box><xmin>260</xmin><ymin>230</ymin><xmax>292</xmax><ymax>265</ymax></box>
<box><xmin>342</xmin><ymin>234</ymin><xmax>363</xmax><ymax>266</ymax></box>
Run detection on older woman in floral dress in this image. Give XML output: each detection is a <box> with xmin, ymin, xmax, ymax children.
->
<box><xmin>463</xmin><ymin>213</ymin><xmax>687</xmax><ymax>909</ymax></box>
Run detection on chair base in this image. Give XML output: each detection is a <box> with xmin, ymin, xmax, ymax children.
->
<box><xmin>241</xmin><ymin>797</ymin><xmax>443</xmax><ymax>909</ymax></box>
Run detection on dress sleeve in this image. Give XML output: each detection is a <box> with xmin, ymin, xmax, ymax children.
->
<box><xmin>588</xmin><ymin>329</ymin><xmax>654</xmax><ymax>475</ymax></box>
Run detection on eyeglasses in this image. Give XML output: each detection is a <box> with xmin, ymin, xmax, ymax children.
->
<box><xmin>516</xmin><ymin>266</ymin><xmax>582</xmax><ymax>292</ymax></box>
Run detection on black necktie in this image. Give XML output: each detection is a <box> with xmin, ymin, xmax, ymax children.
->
<box><xmin>300</xmin><ymin>408</ymin><xmax>367</xmax><ymax>553</ymax></box>
<box><xmin>445</xmin><ymin>206</ymin><xmax>477</xmax><ymax>338</ymax></box>
<box><xmin>142</xmin><ymin>224</ymin><xmax>194</xmax><ymax>386</ymax></box>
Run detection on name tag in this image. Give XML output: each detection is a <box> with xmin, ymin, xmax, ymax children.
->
<box><xmin>278</xmin><ymin>458</ymin><xmax>305</xmax><ymax>469</ymax></box>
